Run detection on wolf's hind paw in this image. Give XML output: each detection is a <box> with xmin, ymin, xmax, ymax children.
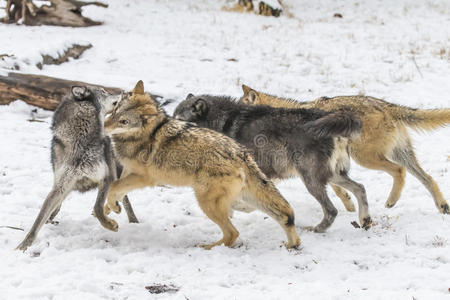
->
<box><xmin>302</xmin><ymin>225</ymin><xmax>326</xmax><ymax>233</ymax></box>
<box><xmin>103</xmin><ymin>218</ymin><xmax>119</xmax><ymax>232</ymax></box>
<box><xmin>361</xmin><ymin>216</ymin><xmax>373</xmax><ymax>230</ymax></box>
<box><xmin>384</xmin><ymin>201</ymin><xmax>396</xmax><ymax>208</ymax></box>
<box><xmin>15</xmin><ymin>240</ymin><xmax>31</xmax><ymax>252</ymax></box>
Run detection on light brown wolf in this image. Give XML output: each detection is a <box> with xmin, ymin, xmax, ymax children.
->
<box><xmin>240</xmin><ymin>85</ymin><xmax>450</xmax><ymax>214</ymax></box>
<box><xmin>103</xmin><ymin>81</ymin><xmax>301</xmax><ymax>249</ymax></box>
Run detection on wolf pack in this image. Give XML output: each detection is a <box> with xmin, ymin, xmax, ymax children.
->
<box><xmin>16</xmin><ymin>80</ymin><xmax>450</xmax><ymax>251</ymax></box>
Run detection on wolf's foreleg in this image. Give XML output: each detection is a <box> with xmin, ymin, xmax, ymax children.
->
<box><xmin>105</xmin><ymin>174</ymin><xmax>150</xmax><ymax>215</ymax></box>
<box><xmin>331</xmin><ymin>173</ymin><xmax>372</xmax><ymax>230</ymax></box>
<box><xmin>302</xmin><ymin>180</ymin><xmax>338</xmax><ymax>233</ymax></box>
<box><xmin>105</xmin><ymin>138</ymin><xmax>139</xmax><ymax>223</ymax></box>
<box><xmin>122</xmin><ymin>195</ymin><xmax>139</xmax><ymax>223</ymax></box>
<box><xmin>330</xmin><ymin>184</ymin><xmax>355</xmax><ymax>212</ymax></box>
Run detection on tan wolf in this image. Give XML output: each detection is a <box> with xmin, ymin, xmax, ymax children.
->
<box><xmin>103</xmin><ymin>81</ymin><xmax>301</xmax><ymax>249</ymax></box>
<box><xmin>240</xmin><ymin>85</ymin><xmax>450</xmax><ymax>214</ymax></box>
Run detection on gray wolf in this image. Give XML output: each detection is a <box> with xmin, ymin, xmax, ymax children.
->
<box><xmin>16</xmin><ymin>86</ymin><xmax>138</xmax><ymax>251</ymax></box>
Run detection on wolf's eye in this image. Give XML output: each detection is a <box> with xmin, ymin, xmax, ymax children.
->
<box><xmin>112</xmin><ymin>101</ymin><xmax>118</xmax><ymax>106</ymax></box>
<box><xmin>119</xmin><ymin>119</ymin><xmax>129</xmax><ymax>125</ymax></box>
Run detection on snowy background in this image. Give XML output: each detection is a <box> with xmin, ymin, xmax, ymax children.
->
<box><xmin>1</xmin><ymin>0</ymin><xmax>449</xmax><ymax>299</ymax></box>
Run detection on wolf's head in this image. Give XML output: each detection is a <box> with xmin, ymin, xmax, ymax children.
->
<box><xmin>239</xmin><ymin>84</ymin><xmax>301</xmax><ymax>109</ymax></box>
<box><xmin>71</xmin><ymin>85</ymin><xmax>120</xmax><ymax>114</ymax></box>
<box><xmin>173</xmin><ymin>93</ymin><xmax>209</xmax><ymax>122</ymax></box>
<box><xmin>238</xmin><ymin>84</ymin><xmax>263</xmax><ymax>105</ymax></box>
<box><xmin>104</xmin><ymin>80</ymin><xmax>166</xmax><ymax>136</ymax></box>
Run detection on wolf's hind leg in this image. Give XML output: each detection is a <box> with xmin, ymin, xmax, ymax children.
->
<box><xmin>391</xmin><ymin>144</ymin><xmax>448</xmax><ymax>214</ymax></box>
<box><xmin>331</xmin><ymin>173</ymin><xmax>371</xmax><ymax>229</ymax></box>
<box><xmin>242</xmin><ymin>181</ymin><xmax>300</xmax><ymax>248</ymax></box>
<box><xmin>46</xmin><ymin>204</ymin><xmax>61</xmax><ymax>224</ymax></box>
<box><xmin>94</xmin><ymin>178</ymin><xmax>119</xmax><ymax>232</ymax></box>
<box><xmin>16</xmin><ymin>173</ymin><xmax>75</xmax><ymax>251</ymax></box>
<box><xmin>195</xmin><ymin>181</ymin><xmax>241</xmax><ymax>250</ymax></box>
<box><xmin>330</xmin><ymin>184</ymin><xmax>355</xmax><ymax>212</ymax></box>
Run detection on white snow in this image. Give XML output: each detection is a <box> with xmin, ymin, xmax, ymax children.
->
<box><xmin>1</xmin><ymin>0</ymin><xmax>449</xmax><ymax>299</ymax></box>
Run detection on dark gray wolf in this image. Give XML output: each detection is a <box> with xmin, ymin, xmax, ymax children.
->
<box><xmin>16</xmin><ymin>86</ymin><xmax>138</xmax><ymax>251</ymax></box>
<box><xmin>174</xmin><ymin>94</ymin><xmax>370</xmax><ymax>232</ymax></box>
<box><xmin>103</xmin><ymin>81</ymin><xmax>300</xmax><ymax>249</ymax></box>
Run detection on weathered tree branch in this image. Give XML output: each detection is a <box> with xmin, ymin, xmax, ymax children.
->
<box><xmin>224</xmin><ymin>0</ymin><xmax>283</xmax><ymax>17</ymax></box>
<box><xmin>36</xmin><ymin>44</ymin><xmax>92</xmax><ymax>69</ymax></box>
<box><xmin>0</xmin><ymin>0</ymin><xmax>107</xmax><ymax>27</ymax></box>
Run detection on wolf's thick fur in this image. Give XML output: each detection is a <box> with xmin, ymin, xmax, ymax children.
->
<box><xmin>16</xmin><ymin>86</ymin><xmax>139</xmax><ymax>251</ymax></box>
<box><xmin>103</xmin><ymin>81</ymin><xmax>300</xmax><ymax>249</ymax></box>
<box><xmin>240</xmin><ymin>85</ymin><xmax>450</xmax><ymax>213</ymax></box>
<box><xmin>174</xmin><ymin>95</ymin><xmax>371</xmax><ymax>232</ymax></box>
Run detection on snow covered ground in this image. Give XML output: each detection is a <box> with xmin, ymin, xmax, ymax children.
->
<box><xmin>1</xmin><ymin>0</ymin><xmax>449</xmax><ymax>299</ymax></box>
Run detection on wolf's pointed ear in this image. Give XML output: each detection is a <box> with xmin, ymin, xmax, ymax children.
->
<box><xmin>132</xmin><ymin>80</ymin><xmax>145</xmax><ymax>95</ymax></box>
<box><xmin>193</xmin><ymin>98</ymin><xmax>208</xmax><ymax>116</ymax></box>
<box><xmin>247</xmin><ymin>90</ymin><xmax>259</xmax><ymax>104</ymax></box>
<box><xmin>71</xmin><ymin>86</ymin><xmax>91</xmax><ymax>101</ymax></box>
<box><xmin>186</xmin><ymin>93</ymin><xmax>194</xmax><ymax>100</ymax></box>
<box><xmin>242</xmin><ymin>84</ymin><xmax>252</xmax><ymax>95</ymax></box>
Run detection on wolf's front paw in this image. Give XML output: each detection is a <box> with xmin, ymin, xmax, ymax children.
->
<box><xmin>439</xmin><ymin>203</ymin><xmax>449</xmax><ymax>214</ymax></box>
<box><xmin>284</xmin><ymin>239</ymin><xmax>301</xmax><ymax>250</ymax></box>
<box><xmin>105</xmin><ymin>200</ymin><xmax>121</xmax><ymax>215</ymax></box>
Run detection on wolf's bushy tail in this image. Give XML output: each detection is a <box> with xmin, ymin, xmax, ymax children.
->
<box><xmin>392</xmin><ymin>106</ymin><xmax>450</xmax><ymax>132</ymax></box>
<box><xmin>303</xmin><ymin>111</ymin><xmax>362</xmax><ymax>139</ymax></box>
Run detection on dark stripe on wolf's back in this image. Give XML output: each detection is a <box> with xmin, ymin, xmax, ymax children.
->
<box><xmin>149</xmin><ymin>117</ymin><xmax>170</xmax><ymax>140</ymax></box>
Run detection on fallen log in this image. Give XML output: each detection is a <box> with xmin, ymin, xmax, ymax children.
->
<box><xmin>0</xmin><ymin>72</ymin><xmax>122</xmax><ymax>110</ymax></box>
<box><xmin>0</xmin><ymin>72</ymin><xmax>167</xmax><ymax>111</ymax></box>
